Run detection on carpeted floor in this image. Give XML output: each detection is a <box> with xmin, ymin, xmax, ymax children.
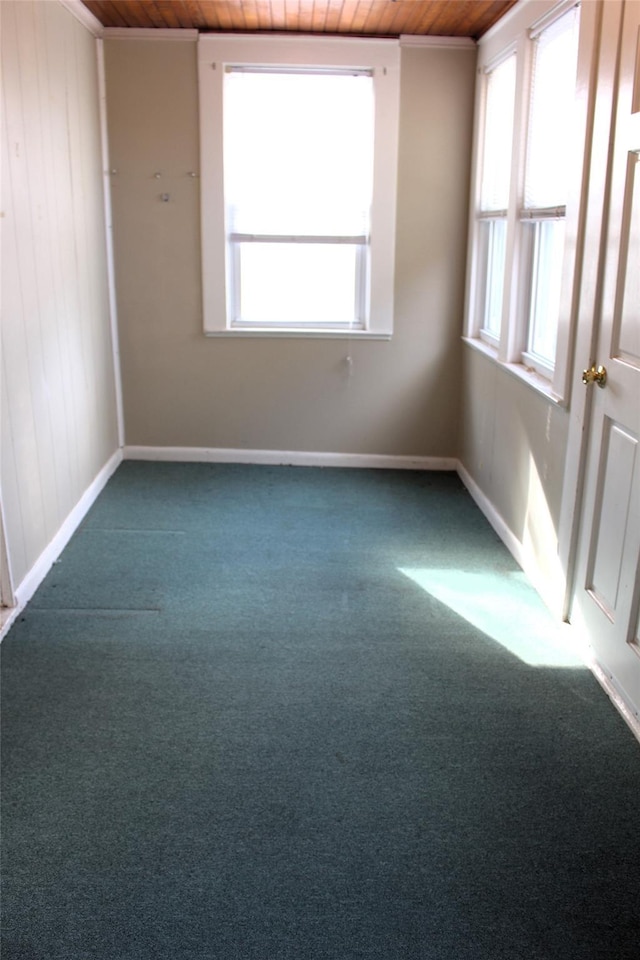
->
<box><xmin>2</xmin><ymin>462</ymin><xmax>639</xmax><ymax>959</ymax></box>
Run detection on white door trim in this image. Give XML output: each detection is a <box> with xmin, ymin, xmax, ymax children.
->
<box><xmin>558</xmin><ymin>0</ymin><xmax>620</xmax><ymax>618</ymax></box>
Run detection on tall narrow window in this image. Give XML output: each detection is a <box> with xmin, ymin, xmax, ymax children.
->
<box><xmin>199</xmin><ymin>36</ymin><xmax>400</xmax><ymax>338</ymax></box>
<box><xmin>224</xmin><ymin>68</ymin><xmax>374</xmax><ymax>329</ymax></box>
<box><xmin>476</xmin><ymin>53</ymin><xmax>516</xmax><ymax>344</ymax></box>
<box><xmin>465</xmin><ymin>0</ymin><xmax>587</xmax><ymax>400</ymax></box>
<box><xmin>521</xmin><ymin>4</ymin><xmax>581</xmax><ymax>374</ymax></box>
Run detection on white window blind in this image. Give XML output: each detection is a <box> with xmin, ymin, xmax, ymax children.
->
<box><xmin>477</xmin><ymin>53</ymin><xmax>515</xmax><ymax>343</ymax></box>
<box><xmin>224</xmin><ymin>69</ymin><xmax>374</xmax><ymax>241</ymax></box>
<box><xmin>520</xmin><ymin>3</ymin><xmax>581</xmax><ymax>374</ymax></box>
<box><xmin>524</xmin><ymin>5</ymin><xmax>580</xmax><ymax>214</ymax></box>
<box><xmin>480</xmin><ymin>54</ymin><xmax>516</xmax><ymax>213</ymax></box>
<box><xmin>223</xmin><ymin>68</ymin><xmax>374</xmax><ymax>327</ymax></box>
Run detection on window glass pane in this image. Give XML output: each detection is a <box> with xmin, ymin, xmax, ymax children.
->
<box><xmin>525</xmin><ymin>6</ymin><xmax>580</xmax><ymax>209</ymax></box>
<box><xmin>480</xmin><ymin>55</ymin><xmax>516</xmax><ymax>212</ymax></box>
<box><xmin>224</xmin><ymin>71</ymin><xmax>374</xmax><ymax>237</ymax></box>
<box><xmin>527</xmin><ymin>219</ymin><xmax>566</xmax><ymax>363</ymax></box>
<box><xmin>237</xmin><ymin>243</ymin><xmax>361</xmax><ymax>326</ymax></box>
<box><xmin>480</xmin><ymin>219</ymin><xmax>507</xmax><ymax>338</ymax></box>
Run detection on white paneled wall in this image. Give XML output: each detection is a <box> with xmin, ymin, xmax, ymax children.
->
<box><xmin>1</xmin><ymin>0</ymin><xmax>119</xmax><ymax>594</ymax></box>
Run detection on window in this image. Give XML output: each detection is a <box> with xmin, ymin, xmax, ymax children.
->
<box><xmin>198</xmin><ymin>36</ymin><xmax>400</xmax><ymax>338</ymax></box>
<box><xmin>521</xmin><ymin>4</ymin><xmax>581</xmax><ymax>377</ymax></box>
<box><xmin>224</xmin><ymin>68</ymin><xmax>372</xmax><ymax>329</ymax></box>
<box><xmin>476</xmin><ymin>53</ymin><xmax>516</xmax><ymax>345</ymax></box>
<box><xmin>466</xmin><ymin>0</ymin><xmax>585</xmax><ymax>398</ymax></box>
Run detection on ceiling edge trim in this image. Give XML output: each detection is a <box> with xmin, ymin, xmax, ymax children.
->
<box><xmin>103</xmin><ymin>27</ymin><xmax>199</xmax><ymax>41</ymax></box>
<box><xmin>399</xmin><ymin>35</ymin><xmax>476</xmax><ymax>49</ymax></box>
<box><xmin>58</xmin><ymin>0</ymin><xmax>103</xmax><ymax>37</ymax></box>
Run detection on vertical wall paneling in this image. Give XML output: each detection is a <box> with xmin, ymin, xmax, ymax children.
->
<box><xmin>1</xmin><ymin>0</ymin><xmax>119</xmax><ymax>593</ymax></box>
<box><xmin>2</xmin><ymin>5</ymin><xmax>52</xmax><ymax>577</ymax></box>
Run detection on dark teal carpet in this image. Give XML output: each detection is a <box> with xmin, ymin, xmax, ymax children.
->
<box><xmin>2</xmin><ymin>463</ymin><xmax>639</xmax><ymax>959</ymax></box>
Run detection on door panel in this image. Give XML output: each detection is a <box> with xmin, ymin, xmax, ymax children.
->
<box><xmin>587</xmin><ymin>418</ymin><xmax>637</xmax><ymax>621</ymax></box>
<box><xmin>572</xmin><ymin>1</ymin><xmax>640</xmax><ymax>716</ymax></box>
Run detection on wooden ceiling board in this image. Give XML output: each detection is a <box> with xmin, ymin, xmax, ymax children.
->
<box><xmin>211</xmin><ymin>2</ymin><xmax>235</xmax><ymax>29</ymax></box>
<box><xmin>401</xmin><ymin>0</ymin><xmax>440</xmax><ymax>35</ymax></box>
<box><xmin>418</xmin><ymin>0</ymin><xmax>474</xmax><ymax>34</ymax></box>
<box><xmin>457</xmin><ymin>0</ymin><xmax>510</xmax><ymax>37</ymax></box>
<box><xmin>155</xmin><ymin>0</ymin><xmax>190</xmax><ymax>26</ymax></box>
<box><xmin>269</xmin><ymin>1</ymin><xmax>286</xmax><ymax>30</ymax></box>
<box><xmin>90</xmin><ymin>0</ymin><xmax>129</xmax><ymax>28</ymax></box>
<box><xmin>325</xmin><ymin>1</ymin><xmax>348</xmax><ymax>34</ymax></box>
<box><xmin>177</xmin><ymin>1</ymin><xmax>208</xmax><ymax>28</ymax></box>
<box><xmin>82</xmin><ymin>0</ymin><xmax>519</xmax><ymax>39</ymax></box>
<box><xmin>362</xmin><ymin>0</ymin><xmax>415</xmax><ymax>35</ymax></box>
<box><xmin>348</xmin><ymin>2</ymin><xmax>377</xmax><ymax>35</ymax></box>
<box><xmin>331</xmin><ymin>0</ymin><xmax>358</xmax><ymax>33</ymax></box>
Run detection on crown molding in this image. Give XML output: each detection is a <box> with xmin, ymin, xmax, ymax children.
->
<box><xmin>103</xmin><ymin>27</ymin><xmax>199</xmax><ymax>41</ymax></box>
<box><xmin>58</xmin><ymin>0</ymin><xmax>103</xmax><ymax>37</ymax></box>
<box><xmin>399</xmin><ymin>35</ymin><xmax>476</xmax><ymax>49</ymax></box>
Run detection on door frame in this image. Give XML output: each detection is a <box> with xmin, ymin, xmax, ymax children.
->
<box><xmin>559</xmin><ymin>0</ymin><xmax>621</xmax><ymax>611</ymax></box>
<box><xmin>558</xmin><ymin>0</ymin><xmax>640</xmax><ymax>739</ymax></box>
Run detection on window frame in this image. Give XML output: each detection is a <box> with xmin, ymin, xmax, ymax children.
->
<box><xmin>197</xmin><ymin>34</ymin><xmax>400</xmax><ymax>339</ymax></box>
<box><xmin>464</xmin><ymin>0</ymin><xmax>595</xmax><ymax>404</ymax></box>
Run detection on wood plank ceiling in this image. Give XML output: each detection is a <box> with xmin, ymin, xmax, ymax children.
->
<box><xmin>81</xmin><ymin>1</ymin><xmax>518</xmax><ymax>40</ymax></box>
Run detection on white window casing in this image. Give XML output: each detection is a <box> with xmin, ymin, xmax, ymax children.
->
<box><xmin>198</xmin><ymin>35</ymin><xmax>400</xmax><ymax>338</ymax></box>
<box><xmin>464</xmin><ymin>0</ymin><xmax>595</xmax><ymax>404</ymax></box>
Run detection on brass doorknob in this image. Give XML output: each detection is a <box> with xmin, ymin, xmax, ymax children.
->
<box><xmin>582</xmin><ymin>363</ymin><xmax>607</xmax><ymax>388</ymax></box>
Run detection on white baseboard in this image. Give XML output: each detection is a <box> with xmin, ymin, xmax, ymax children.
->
<box><xmin>458</xmin><ymin>463</ymin><xmax>640</xmax><ymax>743</ymax></box>
<box><xmin>1</xmin><ymin>449</ymin><xmax>123</xmax><ymax>641</ymax></box>
<box><xmin>123</xmin><ymin>445</ymin><xmax>457</xmax><ymax>471</ymax></box>
<box><xmin>456</xmin><ymin>462</ymin><xmax>564</xmax><ymax>618</ymax></box>
<box><xmin>457</xmin><ymin>462</ymin><xmax>532</xmax><ymax>568</ymax></box>
<box><xmin>590</xmin><ymin>659</ymin><xmax>640</xmax><ymax>744</ymax></box>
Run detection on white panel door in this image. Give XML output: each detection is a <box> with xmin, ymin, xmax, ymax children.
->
<box><xmin>572</xmin><ymin>0</ymin><xmax>640</xmax><ymax>715</ymax></box>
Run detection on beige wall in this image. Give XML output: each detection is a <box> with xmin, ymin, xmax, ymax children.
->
<box><xmin>460</xmin><ymin>345</ymin><xmax>570</xmax><ymax>607</ymax></box>
<box><xmin>105</xmin><ymin>39</ymin><xmax>476</xmax><ymax>456</ymax></box>
<box><xmin>1</xmin><ymin>0</ymin><xmax>119</xmax><ymax>591</ymax></box>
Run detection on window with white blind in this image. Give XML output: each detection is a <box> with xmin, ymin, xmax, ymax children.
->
<box><xmin>224</xmin><ymin>68</ymin><xmax>373</xmax><ymax>329</ymax></box>
<box><xmin>476</xmin><ymin>53</ymin><xmax>516</xmax><ymax>344</ymax></box>
<box><xmin>465</xmin><ymin>0</ymin><xmax>585</xmax><ymax>399</ymax></box>
<box><xmin>521</xmin><ymin>4</ymin><xmax>581</xmax><ymax>376</ymax></box>
<box><xmin>198</xmin><ymin>36</ymin><xmax>400</xmax><ymax>338</ymax></box>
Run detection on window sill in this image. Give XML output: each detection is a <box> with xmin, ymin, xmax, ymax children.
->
<box><xmin>462</xmin><ymin>337</ymin><xmax>566</xmax><ymax>406</ymax></box>
<box><xmin>205</xmin><ymin>328</ymin><xmax>392</xmax><ymax>340</ymax></box>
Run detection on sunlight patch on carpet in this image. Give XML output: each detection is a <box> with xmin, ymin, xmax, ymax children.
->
<box><xmin>398</xmin><ymin>567</ymin><xmax>586</xmax><ymax>667</ymax></box>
